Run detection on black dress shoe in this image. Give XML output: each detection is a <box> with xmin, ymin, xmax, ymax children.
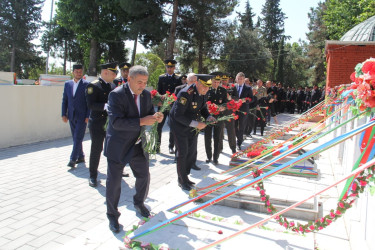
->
<box><xmin>122</xmin><ymin>172</ymin><xmax>130</xmax><ymax>177</ymax></box>
<box><xmin>213</xmin><ymin>159</ymin><xmax>219</xmax><ymax>165</ymax></box>
<box><xmin>67</xmin><ymin>160</ymin><xmax>76</xmax><ymax>168</ymax></box>
<box><xmin>187</xmin><ymin>179</ymin><xmax>195</xmax><ymax>185</ymax></box>
<box><xmin>206</xmin><ymin>158</ymin><xmax>211</xmax><ymax>163</ymax></box>
<box><xmin>174</xmin><ymin>157</ymin><xmax>177</xmax><ymax>163</ymax></box>
<box><xmin>178</xmin><ymin>182</ymin><xmax>192</xmax><ymax>191</ymax></box>
<box><xmin>169</xmin><ymin>148</ymin><xmax>175</xmax><ymax>154</ymax></box>
<box><xmin>191</xmin><ymin>165</ymin><xmax>201</xmax><ymax>170</ymax></box>
<box><xmin>134</xmin><ymin>204</ymin><xmax>150</xmax><ymax>218</ymax></box>
<box><xmin>156</xmin><ymin>148</ymin><xmax>160</xmax><ymax>154</ymax></box>
<box><xmin>76</xmin><ymin>158</ymin><xmax>85</xmax><ymax>164</ymax></box>
<box><xmin>89</xmin><ymin>178</ymin><xmax>97</xmax><ymax>187</ymax></box>
<box><xmin>108</xmin><ymin>218</ymin><xmax>120</xmax><ymax>233</ymax></box>
<box><xmin>237</xmin><ymin>145</ymin><xmax>242</xmax><ymax>151</ymax></box>
<box><xmin>232</xmin><ymin>149</ymin><xmax>236</xmax><ymax>154</ymax></box>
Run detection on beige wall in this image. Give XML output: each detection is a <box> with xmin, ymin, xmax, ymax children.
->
<box><xmin>0</xmin><ymin>85</ymin><xmax>71</xmax><ymax>149</ymax></box>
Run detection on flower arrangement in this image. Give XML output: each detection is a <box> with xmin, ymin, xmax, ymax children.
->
<box><xmin>252</xmin><ymin>165</ymin><xmax>375</xmax><ymax>234</ymax></box>
<box><xmin>143</xmin><ymin>91</ymin><xmax>177</xmax><ymax>154</ymax></box>
<box><xmin>346</xmin><ymin>58</ymin><xmax>375</xmax><ymax>113</ymax></box>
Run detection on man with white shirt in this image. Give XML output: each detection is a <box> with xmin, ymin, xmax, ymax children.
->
<box><xmin>234</xmin><ymin>72</ymin><xmax>254</xmax><ymax>150</ymax></box>
<box><xmin>62</xmin><ymin>64</ymin><xmax>90</xmax><ymax>168</ymax></box>
<box><xmin>85</xmin><ymin>63</ymin><xmax>118</xmax><ymax>187</ymax></box>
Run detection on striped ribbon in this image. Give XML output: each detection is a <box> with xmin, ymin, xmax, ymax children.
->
<box><xmin>130</xmin><ymin>119</ymin><xmax>375</xmax><ymax>240</ymax></box>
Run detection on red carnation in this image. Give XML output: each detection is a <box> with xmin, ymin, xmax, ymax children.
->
<box><xmin>166</xmin><ymin>91</ymin><xmax>170</xmax><ymax>95</ymax></box>
<box><xmin>350</xmin><ymin>72</ymin><xmax>356</xmax><ymax>82</ymax></box>
<box><xmin>218</xmin><ymin>230</ymin><xmax>223</xmax><ymax>234</ymax></box>
<box><xmin>309</xmin><ymin>225</ymin><xmax>315</xmax><ymax>230</ymax></box>
<box><xmin>260</xmin><ymin>190</ymin><xmax>265</xmax><ymax>196</ymax></box>
<box><xmin>338</xmin><ymin>202</ymin><xmax>344</xmax><ymax>208</ymax></box>
<box><xmin>362</xmin><ymin>61</ymin><xmax>375</xmax><ymax>76</ymax></box>
<box><xmin>336</xmin><ymin>210</ymin><xmax>342</xmax><ymax>215</ymax></box>
<box><xmin>366</xmin><ymin>96</ymin><xmax>375</xmax><ymax>108</ymax></box>
<box><xmin>360</xmin><ymin>180</ymin><xmax>367</xmax><ymax>186</ymax></box>
<box><xmin>150</xmin><ymin>89</ymin><xmax>158</xmax><ymax>97</ymax></box>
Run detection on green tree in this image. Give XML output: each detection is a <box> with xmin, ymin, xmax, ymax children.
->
<box><xmin>238</xmin><ymin>0</ymin><xmax>255</xmax><ymax>30</ymax></box>
<box><xmin>177</xmin><ymin>0</ymin><xmax>237</xmax><ymax>73</ymax></box>
<box><xmin>282</xmin><ymin>42</ymin><xmax>309</xmax><ymax>87</ymax></box>
<box><xmin>307</xmin><ymin>2</ymin><xmax>328</xmax><ymax>86</ymax></box>
<box><xmin>0</xmin><ymin>0</ymin><xmax>44</xmax><ymax>78</ymax></box>
<box><xmin>260</xmin><ymin>0</ymin><xmax>286</xmax><ymax>78</ymax></box>
<box><xmin>134</xmin><ymin>53</ymin><xmax>165</xmax><ymax>90</ymax></box>
<box><xmin>222</xmin><ymin>28</ymin><xmax>271</xmax><ymax>79</ymax></box>
<box><xmin>275</xmin><ymin>36</ymin><xmax>285</xmax><ymax>83</ymax></box>
<box><xmin>323</xmin><ymin>0</ymin><xmax>375</xmax><ymax>40</ymax></box>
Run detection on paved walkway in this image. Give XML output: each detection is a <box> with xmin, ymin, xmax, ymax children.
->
<box><xmin>0</xmin><ymin>114</ymin><xmax>351</xmax><ymax>249</ymax></box>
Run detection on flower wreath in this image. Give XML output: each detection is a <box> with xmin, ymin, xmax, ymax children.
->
<box><xmin>252</xmin><ymin>166</ymin><xmax>375</xmax><ymax>233</ymax></box>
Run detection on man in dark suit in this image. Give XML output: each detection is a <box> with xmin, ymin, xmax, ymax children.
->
<box><xmin>104</xmin><ymin>65</ymin><xmax>163</xmax><ymax>233</ymax></box>
<box><xmin>234</xmin><ymin>72</ymin><xmax>254</xmax><ymax>150</ymax></box>
<box><xmin>62</xmin><ymin>64</ymin><xmax>90</xmax><ymax>168</ymax></box>
<box><xmin>113</xmin><ymin>62</ymin><xmax>131</xmax><ymax>87</ymax></box>
<box><xmin>156</xmin><ymin>59</ymin><xmax>182</xmax><ymax>154</ymax></box>
<box><xmin>169</xmin><ymin>75</ymin><xmax>215</xmax><ymax>191</ymax></box>
<box><xmin>219</xmin><ymin>74</ymin><xmax>238</xmax><ymax>154</ymax></box>
<box><xmin>85</xmin><ymin>63</ymin><xmax>118</xmax><ymax>187</ymax></box>
<box><xmin>310</xmin><ymin>85</ymin><xmax>321</xmax><ymax>108</ymax></box>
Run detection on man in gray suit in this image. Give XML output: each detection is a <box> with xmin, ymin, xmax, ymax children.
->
<box><xmin>104</xmin><ymin>65</ymin><xmax>163</xmax><ymax>233</ymax></box>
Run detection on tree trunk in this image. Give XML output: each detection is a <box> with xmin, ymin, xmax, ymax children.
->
<box><xmin>88</xmin><ymin>39</ymin><xmax>98</xmax><ymax>76</ymax></box>
<box><xmin>63</xmin><ymin>40</ymin><xmax>67</xmax><ymax>75</ymax></box>
<box><xmin>198</xmin><ymin>40</ymin><xmax>203</xmax><ymax>74</ymax></box>
<box><xmin>131</xmin><ymin>35</ymin><xmax>138</xmax><ymax>65</ymax></box>
<box><xmin>88</xmin><ymin>7</ymin><xmax>99</xmax><ymax>76</ymax></box>
<box><xmin>166</xmin><ymin>0</ymin><xmax>178</xmax><ymax>60</ymax></box>
<box><xmin>10</xmin><ymin>44</ymin><xmax>15</xmax><ymax>73</ymax></box>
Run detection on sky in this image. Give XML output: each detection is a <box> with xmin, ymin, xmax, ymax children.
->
<box><xmin>40</xmin><ymin>0</ymin><xmax>322</xmax><ymax>66</ymax></box>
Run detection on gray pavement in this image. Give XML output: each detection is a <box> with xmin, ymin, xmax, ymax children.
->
<box><xmin>0</xmin><ymin>114</ymin><xmax>351</xmax><ymax>249</ymax></box>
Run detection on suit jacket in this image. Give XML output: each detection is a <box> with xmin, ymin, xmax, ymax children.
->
<box><xmin>104</xmin><ymin>84</ymin><xmax>155</xmax><ymax>164</ymax></box>
<box><xmin>157</xmin><ymin>73</ymin><xmax>182</xmax><ymax>95</ymax></box>
<box><xmin>235</xmin><ymin>84</ymin><xmax>254</xmax><ymax>113</ymax></box>
<box><xmin>61</xmin><ymin>79</ymin><xmax>90</xmax><ymax>121</ymax></box>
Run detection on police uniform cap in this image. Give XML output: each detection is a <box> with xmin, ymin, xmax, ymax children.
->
<box><xmin>101</xmin><ymin>62</ymin><xmax>118</xmax><ymax>74</ymax></box>
<box><xmin>73</xmin><ymin>64</ymin><xmax>83</xmax><ymax>70</ymax></box>
<box><xmin>164</xmin><ymin>59</ymin><xmax>177</xmax><ymax>67</ymax></box>
<box><xmin>181</xmin><ymin>74</ymin><xmax>187</xmax><ymax>79</ymax></box>
<box><xmin>221</xmin><ymin>73</ymin><xmax>229</xmax><ymax>80</ymax></box>
<box><xmin>196</xmin><ymin>74</ymin><xmax>213</xmax><ymax>87</ymax></box>
<box><xmin>119</xmin><ymin>62</ymin><xmax>131</xmax><ymax>70</ymax></box>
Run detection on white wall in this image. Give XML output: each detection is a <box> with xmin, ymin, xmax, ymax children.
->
<box><xmin>0</xmin><ymin>85</ymin><xmax>71</xmax><ymax>148</ymax></box>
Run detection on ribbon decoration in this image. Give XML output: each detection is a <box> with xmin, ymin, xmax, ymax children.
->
<box><xmin>199</xmin><ymin>157</ymin><xmax>375</xmax><ymax>250</ymax></box>
<box><xmin>168</xmin><ymin>111</ymin><xmax>364</xmax><ymax>212</ymax></box>
<box><xmin>130</xmin><ymin>119</ymin><xmax>375</xmax><ymax>240</ymax></box>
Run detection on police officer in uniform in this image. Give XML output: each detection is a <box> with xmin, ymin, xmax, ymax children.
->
<box><xmin>85</xmin><ymin>62</ymin><xmax>118</xmax><ymax>187</ymax></box>
<box><xmin>113</xmin><ymin>62</ymin><xmax>131</xmax><ymax>87</ymax></box>
<box><xmin>204</xmin><ymin>75</ymin><xmax>227</xmax><ymax>164</ymax></box>
<box><xmin>169</xmin><ymin>75</ymin><xmax>215</xmax><ymax>191</ymax></box>
<box><xmin>156</xmin><ymin>59</ymin><xmax>182</xmax><ymax>154</ymax></box>
<box><xmin>219</xmin><ymin>74</ymin><xmax>238</xmax><ymax>154</ymax></box>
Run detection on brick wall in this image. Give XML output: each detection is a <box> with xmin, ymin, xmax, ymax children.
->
<box><xmin>326</xmin><ymin>42</ymin><xmax>375</xmax><ymax>88</ymax></box>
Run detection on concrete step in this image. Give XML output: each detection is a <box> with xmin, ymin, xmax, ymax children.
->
<box><xmin>130</xmin><ymin>205</ymin><xmax>314</xmax><ymax>250</ymax></box>
<box><xmin>196</xmin><ymin>172</ymin><xmax>322</xmax><ymax>221</ymax></box>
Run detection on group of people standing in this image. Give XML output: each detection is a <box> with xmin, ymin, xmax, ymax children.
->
<box><xmin>61</xmin><ymin>59</ymin><xmax>325</xmax><ymax>234</ymax></box>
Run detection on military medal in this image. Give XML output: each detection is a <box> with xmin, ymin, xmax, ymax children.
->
<box><xmin>192</xmin><ymin>101</ymin><xmax>197</xmax><ymax>109</ymax></box>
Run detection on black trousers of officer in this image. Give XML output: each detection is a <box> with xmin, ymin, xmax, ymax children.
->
<box><xmin>297</xmin><ymin>102</ymin><xmax>303</xmax><ymax>114</ymax></box>
<box><xmin>244</xmin><ymin>110</ymin><xmax>256</xmax><ymax>136</ymax></box>
<box><xmin>156</xmin><ymin>110</ymin><xmax>174</xmax><ymax>150</ymax></box>
<box><xmin>219</xmin><ymin>119</ymin><xmax>236</xmax><ymax>152</ymax></box>
<box><xmin>173</xmin><ymin>129</ymin><xmax>197</xmax><ymax>185</ymax></box>
<box><xmin>89</xmin><ymin>119</ymin><xmax>106</xmax><ymax>179</ymax></box>
<box><xmin>204</xmin><ymin>122</ymin><xmax>224</xmax><ymax>161</ymax></box>
<box><xmin>235</xmin><ymin>112</ymin><xmax>248</xmax><ymax>146</ymax></box>
<box><xmin>106</xmin><ymin>144</ymin><xmax>150</xmax><ymax>219</ymax></box>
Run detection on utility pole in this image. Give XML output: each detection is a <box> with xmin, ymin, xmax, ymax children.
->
<box><xmin>45</xmin><ymin>0</ymin><xmax>54</xmax><ymax>74</ymax></box>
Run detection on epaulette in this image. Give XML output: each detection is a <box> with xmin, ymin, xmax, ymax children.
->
<box><xmin>187</xmin><ymin>86</ymin><xmax>194</xmax><ymax>95</ymax></box>
<box><xmin>91</xmin><ymin>79</ymin><xmax>99</xmax><ymax>84</ymax></box>
<box><xmin>160</xmin><ymin>73</ymin><xmax>166</xmax><ymax>77</ymax></box>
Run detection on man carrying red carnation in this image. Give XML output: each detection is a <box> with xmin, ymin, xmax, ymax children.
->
<box><xmin>204</xmin><ymin>75</ymin><xmax>227</xmax><ymax>164</ymax></box>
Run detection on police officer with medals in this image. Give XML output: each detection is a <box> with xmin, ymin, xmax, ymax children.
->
<box><xmin>113</xmin><ymin>62</ymin><xmax>131</xmax><ymax>87</ymax></box>
<box><xmin>204</xmin><ymin>74</ymin><xmax>227</xmax><ymax>164</ymax></box>
<box><xmin>219</xmin><ymin>74</ymin><xmax>238</xmax><ymax>154</ymax></box>
<box><xmin>169</xmin><ymin>75</ymin><xmax>216</xmax><ymax>191</ymax></box>
<box><xmin>156</xmin><ymin>59</ymin><xmax>182</xmax><ymax>154</ymax></box>
<box><xmin>85</xmin><ymin>62</ymin><xmax>118</xmax><ymax>187</ymax></box>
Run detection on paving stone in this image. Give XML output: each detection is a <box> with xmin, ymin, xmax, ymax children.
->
<box><xmin>27</xmin><ymin>231</ymin><xmax>61</xmax><ymax>248</ymax></box>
